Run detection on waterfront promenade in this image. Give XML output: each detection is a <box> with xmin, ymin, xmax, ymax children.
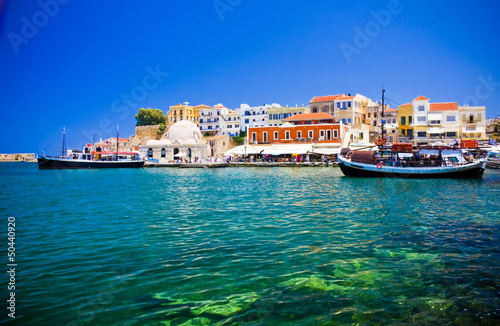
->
<box><xmin>144</xmin><ymin>161</ymin><xmax>339</xmax><ymax>168</ymax></box>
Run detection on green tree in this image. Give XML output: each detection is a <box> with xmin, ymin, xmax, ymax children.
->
<box><xmin>135</xmin><ymin>108</ymin><xmax>166</xmax><ymax>126</ymax></box>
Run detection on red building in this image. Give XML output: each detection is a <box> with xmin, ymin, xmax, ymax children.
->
<box><xmin>247</xmin><ymin>113</ymin><xmax>349</xmax><ymax>144</ymax></box>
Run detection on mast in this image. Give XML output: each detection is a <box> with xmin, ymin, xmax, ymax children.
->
<box><xmin>116</xmin><ymin>123</ymin><xmax>119</xmax><ymax>160</ymax></box>
<box><xmin>381</xmin><ymin>88</ymin><xmax>385</xmax><ymax>144</ymax></box>
<box><xmin>61</xmin><ymin>126</ymin><xmax>66</xmax><ymax>157</ymax></box>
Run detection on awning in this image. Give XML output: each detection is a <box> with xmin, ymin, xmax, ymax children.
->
<box><xmin>312</xmin><ymin>147</ymin><xmax>341</xmax><ymax>155</ymax></box>
<box><xmin>261</xmin><ymin>144</ymin><xmax>313</xmax><ymax>155</ymax></box>
<box><xmin>428</xmin><ymin>113</ymin><xmax>442</xmax><ymax>120</ymax></box>
<box><xmin>427</xmin><ymin>127</ymin><xmax>443</xmax><ymax>134</ymax></box>
<box><xmin>224</xmin><ymin>145</ymin><xmax>262</xmax><ymax>156</ymax></box>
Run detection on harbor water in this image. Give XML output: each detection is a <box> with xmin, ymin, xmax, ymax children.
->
<box><xmin>1</xmin><ymin>162</ymin><xmax>499</xmax><ymax>325</ymax></box>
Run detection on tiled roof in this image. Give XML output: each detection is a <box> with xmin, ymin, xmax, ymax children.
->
<box><xmin>284</xmin><ymin>113</ymin><xmax>335</xmax><ymax>121</ymax></box>
<box><xmin>194</xmin><ymin>104</ymin><xmax>212</xmax><ymax>108</ymax></box>
<box><xmin>413</xmin><ymin>95</ymin><xmax>430</xmax><ymax>101</ymax></box>
<box><xmin>310</xmin><ymin>94</ymin><xmax>343</xmax><ymax>103</ymax></box>
<box><xmin>429</xmin><ymin>102</ymin><xmax>458</xmax><ymax>111</ymax></box>
<box><xmin>337</xmin><ymin>95</ymin><xmax>355</xmax><ymax>100</ymax></box>
<box><xmin>207</xmin><ymin>135</ymin><xmax>227</xmax><ymax>141</ymax></box>
<box><xmin>399</xmin><ymin>103</ymin><xmax>413</xmax><ymax>107</ymax></box>
<box><xmin>385</xmin><ymin>108</ymin><xmax>397</xmax><ymax>112</ymax></box>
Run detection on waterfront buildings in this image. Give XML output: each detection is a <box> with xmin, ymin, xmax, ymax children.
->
<box><xmin>239</xmin><ymin>103</ymin><xmax>278</xmax><ymax>132</ymax></box>
<box><xmin>398</xmin><ymin>103</ymin><xmax>414</xmax><ymax>140</ymax></box>
<box><xmin>219</xmin><ymin>108</ymin><xmax>241</xmax><ymax>137</ymax></box>
<box><xmin>207</xmin><ymin>134</ymin><xmax>230</xmax><ymax>158</ymax></box>
<box><xmin>94</xmin><ymin>137</ymin><xmax>134</xmax><ymax>152</ymax></box>
<box><xmin>268</xmin><ymin>105</ymin><xmax>309</xmax><ymax>126</ymax></box>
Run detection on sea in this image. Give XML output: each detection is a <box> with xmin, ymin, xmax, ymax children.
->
<box><xmin>1</xmin><ymin>162</ymin><xmax>499</xmax><ymax>326</ymax></box>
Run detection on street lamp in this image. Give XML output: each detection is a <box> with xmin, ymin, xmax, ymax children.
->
<box><xmin>244</xmin><ymin>145</ymin><xmax>247</xmax><ymax>161</ymax></box>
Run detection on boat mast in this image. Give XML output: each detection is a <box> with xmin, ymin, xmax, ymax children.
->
<box><xmin>116</xmin><ymin>123</ymin><xmax>119</xmax><ymax>160</ymax></box>
<box><xmin>61</xmin><ymin>126</ymin><xmax>66</xmax><ymax>157</ymax></box>
<box><xmin>381</xmin><ymin>88</ymin><xmax>385</xmax><ymax>144</ymax></box>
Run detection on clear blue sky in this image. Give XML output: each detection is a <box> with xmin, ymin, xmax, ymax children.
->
<box><xmin>1</xmin><ymin>0</ymin><xmax>499</xmax><ymax>154</ymax></box>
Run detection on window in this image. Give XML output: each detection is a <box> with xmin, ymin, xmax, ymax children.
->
<box><xmin>347</xmin><ymin>101</ymin><xmax>352</xmax><ymax>108</ymax></box>
<box><xmin>320</xmin><ymin>130</ymin><xmax>325</xmax><ymax>139</ymax></box>
<box><xmin>417</xmin><ymin>116</ymin><xmax>426</xmax><ymax>122</ymax></box>
<box><xmin>343</xmin><ymin>119</ymin><xmax>348</xmax><ymax>124</ymax></box>
<box><xmin>401</xmin><ymin>116</ymin><xmax>406</xmax><ymax>125</ymax></box>
<box><xmin>279</xmin><ymin>113</ymin><xmax>283</xmax><ymax>120</ymax></box>
<box><xmin>409</xmin><ymin>116</ymin><xmax>413</xmax><ymax>124</ymax></box>
<box><xmin>274</xmin><ymin>131</ymin><xmax>278</xmax><ymax>140</ymax></box>
<box><xmin>337</xmin><ymin>103</ymin><xmax>341</xmax><ymax>108</ymax></box>
<box><xmin>273</xmin><ymin>114</ymin><xmax>278</xmax><ymax>120</ymax></box>
<box><xmin>326</xmin><ymin>130</ymin><xmax>331</xmax><ymax>140</ymax></box>
<box><xmin>342</xmin><ymin>102</ymin><xmax>347</xmax><ymax>109</ymax></box>
<box><xmin>392</xmin><ymin>118</ymin><xmax>396</xmax><ymax>123</ymax></box>
<box><xmin>308</xmin><ymin>130</ymin><xmax>313</xmax><ymax>139</ymax></box>
<box><xmin>297</xmin><ymin>131</ymin><xmax>302</xmax><ymax>139</ymax></box>
<box><xmin>373</xmin><ymin>121</ymin><xmax>377</xmax><ymax>126</ymax></box>
<box><xmin>161</xmin><ymin>148</ymin><xmax>166</xmax><ymax>158</ymax></box>
<box><xmin>446</xmin><ymin>132</ymin><xmax>456</xmax><ymax>137</ymax></box>
<box><xmin>269</xmin><ymin>114</ymin><xmax>272</xmax><ymax>120</ymax></box>
<box><xmin>417</xmin><ymin>131</ymin><xmax>426</xmax><ymax>137</ymax></box>
<box><xmin>245</xmin><ymin>119</ymin><xmax>249</xmax><ymax>123</ymax></box>
<box><xmin>263</xmin><ymin>132</ymin><xmax>268</xmax><ymax>142</ymax></box>
<box><xmin>347</xmin><ymin>118</ymin><xmax>352</xmax><ymax>123</ymax></box>
<box><xmin>147</xmin><ymin>148</ymin><xmax>153</xmax><ymax>157</ymax></box>
<box><xmin>199</xmin><ymin>118</ymin><xmax>203</xmax><ymax>123</ymax></box>
<box><xmin>333</xmin><ymin>129</ymin><xmax>338</xmax><ymax>138</ymax></box>
<box><xmin>285</xmin><ymin>131</ymin><xmax>290</xmax><ymax>139</ymax></box>
<box><xmin>418</xmin><ymin>106</ymin><xmax>425</xmax><ymax>111</ymax></box>
<box><xmin>252</xmin><ymin>132</ymin><xmax>257</xmax><ymax>142</ymax></box>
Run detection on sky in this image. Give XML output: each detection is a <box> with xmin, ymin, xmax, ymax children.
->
<box><xmin>1</xmin><ymin>0</ymin><xmax>499</xmax><ymax>154</ymax></box>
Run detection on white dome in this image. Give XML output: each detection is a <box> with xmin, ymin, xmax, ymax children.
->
<box><xmin>184</xmin><ymin>138</ymin><xmax>197</xmax><ymax>145</ymax></box>
<box><xmin>146</xmin><ymin>139</ymin><xmax>161</xmax><ymax>145</ymax></box>
<box><xmin>166</xmin><ymin>120</ymin><xmax>203</xmax><ymax>142</ymax></box>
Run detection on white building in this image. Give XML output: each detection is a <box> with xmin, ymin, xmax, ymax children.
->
<box><xmin>139</xmin><ymin>120</ymin><xmax>208</xmax><ymax>162</ymax></box>
<box><xmin>239</xmin><ymin>103</ymin><xmax>279</xmax><ymax>132</ymax></box>
<box><xmin>220</xmin><ymin>108</ymin><xmax>241</xmax><ymax>136</ymax></box>
<box><xmin>459</xmin><ymin>105</ymin><xmax>487</xmax><ymax>140</ymax></box>
<box><xmin>198</xmin><ymin>104</ymin><xmax>230</xmax><ymax>134</ymax></box>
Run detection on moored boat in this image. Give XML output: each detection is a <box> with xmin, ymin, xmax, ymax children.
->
<box><xmin>485</xmin><ymin>150</ymin><xmax>500</xmax><ymax>169</ymax></box>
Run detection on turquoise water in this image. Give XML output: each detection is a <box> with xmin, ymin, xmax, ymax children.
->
<box><xmin>1</xmin><ymin>162</ymin><xmax>499</xmax><ymax>325</ymax></box>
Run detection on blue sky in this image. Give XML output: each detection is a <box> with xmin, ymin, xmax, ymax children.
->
<box><xmin>1</xmin><ymin>0</ymin><xmax>499</xmax><ymax>154</ymax></box>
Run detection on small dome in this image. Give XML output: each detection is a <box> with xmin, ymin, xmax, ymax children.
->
<box><xmin>166</xmin><ymin>120</ymin><xmax>203</xmax><ymax>142</ymax></box>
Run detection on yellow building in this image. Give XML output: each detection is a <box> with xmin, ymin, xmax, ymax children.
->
<box><xmin>166</xmin><ymin>103</ymin><xmax>203</xmax><ymax>128</ymax></box>
<box><xmin>398</xmin><ymin>103</ymin><xmax>413</xmax><ymax>139</ymax></box>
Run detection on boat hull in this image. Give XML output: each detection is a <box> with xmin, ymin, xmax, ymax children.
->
<box><xmin>338</xmin><ymin>157</ymin><xmax>485</xmax><ymax>179</ymax></box>
<box><xmin>37</xmin><ymin>157</ymin><xmax>145</xmax><ymax>169</ymax></box>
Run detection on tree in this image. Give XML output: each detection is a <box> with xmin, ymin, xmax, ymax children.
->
<box><xmin>135</xmin><ymin>108</ymin><xmax>166</xmax><ymax>126</ymax></box>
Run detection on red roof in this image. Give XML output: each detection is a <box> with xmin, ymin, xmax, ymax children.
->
<box><xmin>310</xmin><ymin>94</ymin><xmax>343</xmax><ymax>103</ymax></box>
<box><xmin>207</xmin><ymin>135</ymin><xmax>228</xmax><ymax>141</ymax></box>
<box><xmin>413</xmin><ymin>95</ymin><xmax>430</xmax><ymax>101</ymax></box>
<box><xmin>337</xmin><ymin>95</ymin><xmax>355</xmax><ymax>100</ymax></box>
<box><xmin>194</xmin><ymin>104</ymin><xmax>212</xmax><ymax>108</ymax></box>
<box><xmin>429</xmin><ymin>102</ymin><xmax>458</xmax><ymax>111</ymax></box>
<box><xmin>385</xmin><ymin>108</ymin><xmax>397</xmax><ymax>112</ymax></box>
<box><xmin>284</xmin><ymin>113</ymin><xmax>335</xmax><ymax>121</ymax></box>
<box><xmin>118</xmin><ymin>138</ymin><xmax>129</xmax><ymax>141</ymax></box>
<box><xmin>399</xmin><ymin>103</ymin><xmax>413</xmax><ymax>107</ymax></box>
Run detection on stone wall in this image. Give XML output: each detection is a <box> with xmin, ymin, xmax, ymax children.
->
<box><xmin>0</xmin><ymin>153</ymin><xmax>36</xmax><ymax>162</ymax></box>
<box><xmin>129</xmin><ymin>125</ymin><xmax>163</xmax><ymax>147</ymax></box>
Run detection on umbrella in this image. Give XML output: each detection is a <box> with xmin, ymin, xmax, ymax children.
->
<box><xmin>174</xmin><ymin>153</ymin><xmax>186</xmax><ymax>157</ymax></box>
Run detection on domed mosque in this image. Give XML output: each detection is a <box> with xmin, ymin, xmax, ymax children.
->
<box><xmin>139</xmin><ymin>120</ymin><xmax>208</xmax><ymax>162</ymax></box>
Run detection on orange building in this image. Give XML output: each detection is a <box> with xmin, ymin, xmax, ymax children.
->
<box><xmin>247</xmin><ymin>113</ymin><xmax>348</xmax><ymax>144</ymax></box>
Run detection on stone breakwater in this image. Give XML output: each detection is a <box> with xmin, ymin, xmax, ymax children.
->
<box><xmin>0</xmin><ymin>153</ymin><xmax>36</xmax><ymax>162</ymax></box>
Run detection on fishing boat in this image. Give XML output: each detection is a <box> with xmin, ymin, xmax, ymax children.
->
<box><xmin>337</xmin><ymin>89</ymin><xmax>486</xmax><ymax>178</ymax></box>
<box><xmin>38</xmin><ymin>126</ymin><xmax>144</xmax><ymax>169</ymax></box>
<box><xmin>486</xmin><ymin>150</ymin><xmax>500</xmax><ymax>169</ymax></box>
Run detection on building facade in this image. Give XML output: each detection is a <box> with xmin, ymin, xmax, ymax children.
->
<box><xmin>268</xmin><ymin>106</ymin><xmax>309</xmax><ymax>126</ymax></box>
<box><xmin>207</xmin><ymin>134</ymin><xmax>230</xmax><ymax>158</ymax></box>
<box><xmin>220</xmin><ymin>109</ymin><xmax>241</xmax><ymax>137</ymax></box>
<box><xmin>247</xmin><ymin>113</ymin><xmax>348</xmax><ymax>145</ymax></box>
<box><xmin>398</xmin><ymin>103</ymin><xmax>414</xmax><ymax>140</ymax></box>
<box><xmin>166</xmin><ymin>103</ymin><xmax>202</xmax><ymax>128</ymax></box>
<box><xmin>239</xmin><ymin>103</ymin><xmax>278</xmax><ymax>132</ymax></box>
<box><xmin>459</xmin><ymin>105</ymin><xmax>487</xmax><ymax>140</ymax></box>
<box><xmin>198</xmin><ymin>104</ymin><xmax>229</xmax><ymax>134</ymax></box>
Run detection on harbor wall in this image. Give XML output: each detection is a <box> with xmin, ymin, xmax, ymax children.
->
<box><xmin>0</xmin><ymin>153</ymin><xmax>36</xmax><ymax>162</ymax></box>
<box><xmin>130</xmin><ymin>125</ymin><xmax>162</xmax><ymax>146</ymax></box>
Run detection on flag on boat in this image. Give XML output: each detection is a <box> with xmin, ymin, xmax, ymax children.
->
<box><xmin>489</xmin><ymin>138</ymin><xmax>498</xmax><ymax>146</ymax></box>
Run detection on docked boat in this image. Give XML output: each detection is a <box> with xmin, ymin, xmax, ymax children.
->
<box><xmin>486</xmin><ymin>150</ymin><xmax>500</xmax><ymax>169</ymax></box>
<box><xmin>337</xmin><ymin>89</ymin><xmax>486</xmax><ymax>178</ymax></box>
<box><xmin>338</xmin><ymin>144</ymin><xmax>486</xmax><ymax>178</ymax></box>
<box><xmin>38</xmin><ymin>127</ymin><xmax>144</xmax><ymax>169</ymax></box>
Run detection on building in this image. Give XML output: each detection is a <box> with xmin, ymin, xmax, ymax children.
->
<box><xmin>268</xmin><ymin>105</ymin><xmax>309</xmax><ymax>126</ymax></box>
<box><xmin>140</xmin><ymin>120</ymin><xmax>208</xmax><ymax>162</ymax></box>
<box><xmin>398</xmin><ymin>103</ymin><xmax>414</xmax><ymax>140</ymax></box>
<box><xmin>410</xmin><ymin>96</ymin><xmax>461</xmax><ymax>144</ymax></box>
<box><xmin>198</xmin><ymin>104</ymin><xmax>229</xmax><ymax>134</ymax></box>
<box><xmin>366</xmin><ymin>105</ymin><xmax>398</xmax><ymax>143</ymax></box>
<box><xmin>220</xmin><ymin>108</ymin><xmax>241</xmax><ymax>137</ymax></box>
<box><xmin>166</xmin><ymin>103</ymin><xmax>202</xmax><ymax>128</ymax></box>
<box><xmin>94</xmin><ymin>137</ymin><xmax>133</xmax><ymax>152</ymax></box>
<box><xmin>207</xmin><ymin>134</ymin><xmax>230</xmax><ymax>158</ymax></box>
<box><xmin>247</xmin><ymin>113</ymin><xmax>347</xmax><ymax>144</ymax></box>
<box><xmin>309</xmin><ymin>95</ymin><xmax>343</xmax><ymax>115</ymax></box>
<box><xmin>239</xmin><ymin>103</ymin><xmax>278</xmax><ymax>132</ymax></box>
<box><xmin>458</xmin><ymin>105</ymin><xmax>487</xmax><ymax>140</ymax></box>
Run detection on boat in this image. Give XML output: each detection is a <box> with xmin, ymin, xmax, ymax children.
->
<box><xmin>337</xmin><ymin>89</ymin><xmax>486</xmax><ymax>178</ymax></box>
<box><xmin>486</xmin><ymin>150</ymin><xmax>500</xmax><ymax>169</ymax></box>
<box><xmin>38</xmin><ymin>126</ymin><xmax>145</xmax><ymax>169</ymax></box>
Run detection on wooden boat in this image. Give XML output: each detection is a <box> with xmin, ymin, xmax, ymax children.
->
<box><xmin>486</xmin><ymin>151</ymin><xmax>500</xmax><ymax>169</ymax></box>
